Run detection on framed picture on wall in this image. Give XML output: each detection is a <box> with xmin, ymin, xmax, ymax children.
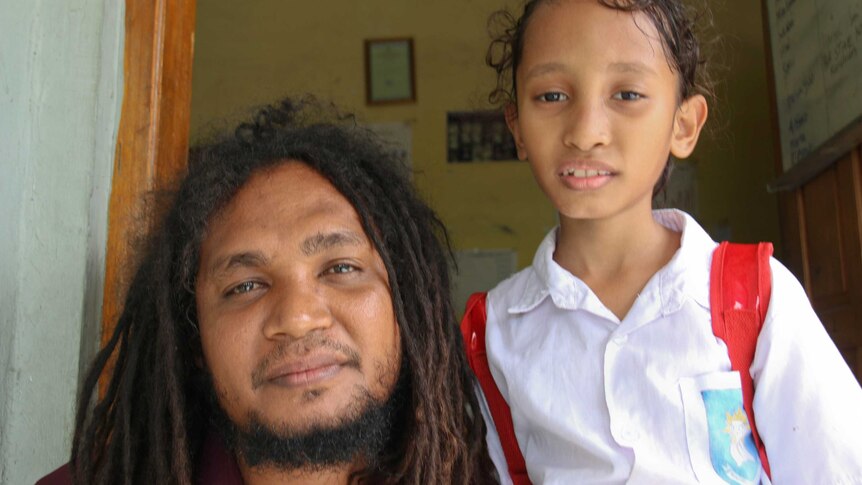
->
<box><xmin>365</xmin><ymin>38</ymin><xmax>416</xmax><ymax>105</ymax></box>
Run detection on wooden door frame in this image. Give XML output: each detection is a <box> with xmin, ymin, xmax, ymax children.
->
<box><xmin>101</xmin><ymin>0</ymin><xmax>197</xmax><ymax>347</ymax></box>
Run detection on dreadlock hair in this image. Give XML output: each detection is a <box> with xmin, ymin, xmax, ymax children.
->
<box><xmin>70</xmin><ymin>96</ymin><xmax>498</xmax><ymax>484</ymax></box>
<box><xmin>486</xmin><ymin>0</ymin><xmax>716</xmax><ymax>196</ymax></box>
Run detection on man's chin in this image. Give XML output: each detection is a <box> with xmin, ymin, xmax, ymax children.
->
<box><xmin>211</xmin><ymin>386</ymin><xmax>402</xmax><ymax>471</ymax></box>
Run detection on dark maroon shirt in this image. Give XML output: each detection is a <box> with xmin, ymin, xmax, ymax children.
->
<box><xmin>36</xmin><ymin>434</ymin><xmax>243</xmax><ymax>485</ymax></box>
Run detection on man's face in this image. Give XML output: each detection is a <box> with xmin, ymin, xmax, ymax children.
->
<box><xmin>195</xmin><ymin>161</ymin><xmax>402</xmax><ymax>454</ymax></box>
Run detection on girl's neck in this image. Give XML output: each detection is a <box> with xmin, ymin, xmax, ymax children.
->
<box><xmin>554</xmin><ymin>207</ymin><xmax>670</xmax><ymax>274</ymax></box>
<box><xmin>553</xmin><ymin>207</ymin><xmax>681</xmax><ymax>319</ymax></box>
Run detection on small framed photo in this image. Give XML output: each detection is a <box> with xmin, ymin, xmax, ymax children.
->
<box><xmin>365</xmin><ymin>38</ymin><xmax>416</xmax><ymax>105</ymax></box>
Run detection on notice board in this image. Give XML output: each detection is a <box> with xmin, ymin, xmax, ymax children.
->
<box><xmin>765</xmin><ymin>0</ymin><xmax>862</xmax><ymax>188</ymax></box>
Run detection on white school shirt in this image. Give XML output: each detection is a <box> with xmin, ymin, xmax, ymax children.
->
<box><xmin>479</xmin><ymin>209</ymin><xmax>862</xmax><ymax>485</ymax></box>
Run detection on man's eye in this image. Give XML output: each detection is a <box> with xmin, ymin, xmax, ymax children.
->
<box><xmin>613</xmin><ymin>91</ymin><xmax>643</xmax><ymax>101</ymax></box>
<box><xmin>228</xmin><ymin>281</ymin><xmax>262</xmax><ymax>296</ymax></box>
<box><xmin>537</xmin><ymin>92</ymin><xmax>568</xmax><ymax>102</ymax></box>
<box><xmin>327</xmin><ymin>263</ymin><xmax>357</xmax><ymax>275</ymax></box>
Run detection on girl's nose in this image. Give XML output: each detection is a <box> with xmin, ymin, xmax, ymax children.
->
<box><xmin>562</xmin><ymin>100</ymin><xmax>611</xmax><ymax>151</ymax></box>
<box><xmin>262</xmin><ymin>282</ymin><xmax>333</xmax><ymax>340</ymax></box>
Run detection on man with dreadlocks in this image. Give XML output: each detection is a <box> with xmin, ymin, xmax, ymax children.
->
<box><xmin>38</xmin><ymin>97</ymin><xmax>497</xmax><ymax>485</ymax></box>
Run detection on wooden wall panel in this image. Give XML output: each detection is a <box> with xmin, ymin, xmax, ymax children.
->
<box><xmin>830</xmin><ymin>154</ymin><xmax>862</xmax><ymax>375</ymax></box>
<box><xmin>800</xmin><ymin>164</ymin><xmax>847</xmax><ymax>299</ymax></box>
<box><xmin>795</xmin><ymin>153</ymin><xmax>862</xmax><ymax>384</ymax></box>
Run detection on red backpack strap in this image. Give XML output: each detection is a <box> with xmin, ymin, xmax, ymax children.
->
<box><xmin>461</xmin><ymin>292</ymin><xmax>532</xmax><ymax>485</ymax></box>
<box><xmin>710</xmin><ymin>241</ymin><xmax>773</xmax><ymax>479</ymax></box>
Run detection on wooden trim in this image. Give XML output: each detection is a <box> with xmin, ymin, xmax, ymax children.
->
<box><xmin>796</xmin><ymin>188</ymin><xmax>812</xmax><ymax>295</ymax></box>
<box><xmin>101</xmin><ymin>0</ymin><xmax>196</xmax><ymax>353</ymax></box>
<box><xmin>830</xmin><ymin>166</ymin><xmax>849</xmax><ymax>293</ymax></box>
<box><xmin>852</xmin><ymin>147</ymin><xmax>862</xmax><ymax>268</ymax></box>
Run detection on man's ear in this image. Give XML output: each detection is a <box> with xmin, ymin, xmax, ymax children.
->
<box><xmin>505</xmin><ymin>103</ymin><xmax>528</xmax><ymax>160</ymax></box>
<box><xmin>670</xmin><ymin>94</ymin><xmax>708</xmax><ymax>160</ymax></box>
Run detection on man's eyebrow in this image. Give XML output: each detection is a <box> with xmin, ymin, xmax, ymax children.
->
<box><xmin>210</xmin><ymin>251</ymin><xmax>269</xmax><ymax>277</ymax></box>
<box><xmin>301</xmin><ymin>231</ymin><xmax>365</xmax><ymax>256</ymax></box>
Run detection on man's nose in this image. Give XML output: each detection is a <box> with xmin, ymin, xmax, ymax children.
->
<box><xmin>262</xmin><ymin>281</ymin><xmax>332</xmax><ymax>340</ymax></box>
<box><xmin>562</xmin><ymin>99</ymin><xmax>611</xmax><ymax>151</ymax></box>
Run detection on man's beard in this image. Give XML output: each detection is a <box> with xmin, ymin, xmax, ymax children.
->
<box><xmin>205</xmin><ymin>369</ymin><xmax>405</xmax><ymax>472</ymax></box>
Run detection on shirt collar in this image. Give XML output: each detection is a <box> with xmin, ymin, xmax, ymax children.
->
<box><xmin>654</xmin><ymin>209</ymin><xmax>714</xmax><ymax>309</ymax></box>
<box><xmin>506</xmin><ymin>228</ymin><xmax>556</xmax><ymax>314</ymax></box>
<box><xmin>507</xmin><ymin>209</ymin><xmax>715</xmax><ymax>316</ymax></box>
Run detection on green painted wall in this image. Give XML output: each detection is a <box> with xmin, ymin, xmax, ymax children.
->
<box><xmin>0</xmin><ymin>0</ymin><xmax>122</xmax><ymax>481</ymax></box>
<box><xmin>191</xmin><ymin>0</ymin><xmax>780</xmax><ymax>268</ymax></box>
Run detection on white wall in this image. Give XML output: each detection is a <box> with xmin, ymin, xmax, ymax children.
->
<box><xmin>0</xmin><ymin>0</ymin><xmax>122</xmax><ymax>482</ymax></box>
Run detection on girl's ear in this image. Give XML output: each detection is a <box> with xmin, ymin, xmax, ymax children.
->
<box><xmin>505</xmin><ymin>103</ymin><xmax>528</xmax><ymax>160</ymax></box>
<box><xmin>670</xmin><ymin>94</ymin><xmax>708</xmax><ymax>159</ymax></box>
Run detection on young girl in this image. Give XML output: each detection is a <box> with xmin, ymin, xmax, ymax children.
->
<box><xmin>470</xmin><ymin>1</ymin><xmax>862</xmax><ymax>483</ymax></box>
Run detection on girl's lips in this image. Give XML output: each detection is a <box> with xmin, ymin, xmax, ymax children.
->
<box><xmin>557</xmin><ymin>160</ymin><xmax>616</xmax><ymax>190</ymax></box>
<box><xmin>559</xmin><ymin>168</ymin><xmax>613</xmax><ymax>177</ymax></box>
<box><xmin>559</xmin><ymin>171</ymin><xmax>615</xmax><ymax>190</ymax></box>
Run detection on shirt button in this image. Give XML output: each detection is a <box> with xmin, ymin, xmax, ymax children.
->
<box><xmin>611</xmin><ymin>333</ymin><xmax>628</xmax><ymax>345</ymax></box>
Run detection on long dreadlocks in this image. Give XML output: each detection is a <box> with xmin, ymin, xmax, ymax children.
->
<box><xmin>70</xmin><ymin>97</ymin><xmax>498</xmax><ymax>484</ymax></box>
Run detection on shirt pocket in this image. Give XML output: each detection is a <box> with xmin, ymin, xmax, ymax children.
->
<box><xmin>679</xmin><ymin>372</ymin><xmax>764</xmax><ymax>485</ymax></box>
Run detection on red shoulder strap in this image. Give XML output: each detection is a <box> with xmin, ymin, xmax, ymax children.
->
<box><xmin>710</xmin><ymin>241</ymin><xmax>773</xmax><ymax>479</ymax></box>
<box><xmin>461</xmin><ymin>292</ymin><xmax>532</xmax><ymax>485</ymax></box>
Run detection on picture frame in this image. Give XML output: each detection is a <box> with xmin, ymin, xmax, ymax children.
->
<box><xmin>365</xmin><ymin>38</ymin><xmax>416</xmax><ymax>105</ymax></box>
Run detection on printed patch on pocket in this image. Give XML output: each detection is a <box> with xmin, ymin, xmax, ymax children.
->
<box><xmin>701</xmin><ymin>389</ymin><xmax>761</xmax><ymax>485</ymax></box>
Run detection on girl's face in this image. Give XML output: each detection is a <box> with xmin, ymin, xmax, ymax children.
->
<box><xmin>508</xmin><ymin>0</ymin><xmax>706</xmax><ymax>223</ymax></box>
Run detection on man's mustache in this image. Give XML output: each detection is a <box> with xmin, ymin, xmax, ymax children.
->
<box><xmin>251</xmin><ymin>334</ymin><xmax>362</xmax><ymax>389</ymax></box>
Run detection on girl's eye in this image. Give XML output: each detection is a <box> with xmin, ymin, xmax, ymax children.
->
<box><xmin>613</xmin><ymin>91</ymin><xmax>643</xmax><ymax>101</ymax></box>
<box><xmin>227</xmin><ymin>281</ymin><xmax>264</xmax><ymax>296</ymax></box>
<box><xmin>537</xmin><ymin>92</ymin><xmax>568</xmax><ymax>103</ymax></box>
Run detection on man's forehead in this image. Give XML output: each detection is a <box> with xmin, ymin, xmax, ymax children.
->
<box><xmin>252</xmin><ymin>164</ymin><xmax>357</xmax><ymax>213</ymax></box>
<box><xmin>205</xmin><ymin>229</ymin><xmax>370</xmax><ymax>277</ymax></box>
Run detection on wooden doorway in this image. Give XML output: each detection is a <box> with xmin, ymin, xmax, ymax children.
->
<box><xmin>101</xmin><ymin>0</ymin><xmax>196</xmax><ymax>352</ymax></box>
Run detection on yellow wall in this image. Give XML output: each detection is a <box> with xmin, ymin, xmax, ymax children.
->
<box><xmin>693</xmin><ymin>1</ymin><xmax>781</xmax><ymax>246</ymax></box>
<box><xmin>190</xmin><ymin>0</ymin><xmax>780</xmax><ymax>268</ymax></box>
<box><xmin>190</xmin><ymin>0</ymin><xmax>555</xmax><ymax>268</ymax></box>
